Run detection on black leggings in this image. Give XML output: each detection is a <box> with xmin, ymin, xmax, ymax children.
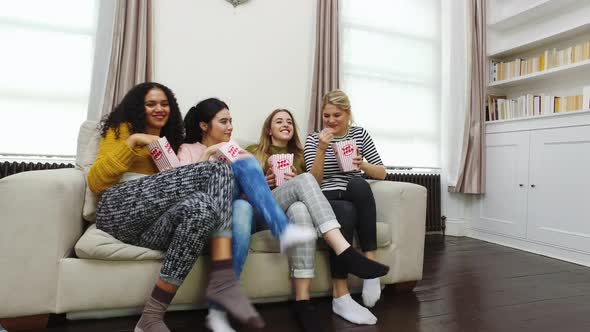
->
<box><xmin>324</xmin><ymin>177</ymin><xmax>378</xmax><ymax>279</ymax></box>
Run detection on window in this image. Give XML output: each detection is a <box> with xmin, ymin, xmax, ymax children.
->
<box><xmin>340</xmin><ymin>0</ymin><xmax>442</xmax><ymax>168</ymax></box>
<box><xmin>0</xmin><ymin>0</ymin><xmax>98</xmax><ymax>158</ymax></box>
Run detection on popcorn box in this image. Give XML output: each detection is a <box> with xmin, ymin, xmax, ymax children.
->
<box><xmin>332</xmin><ymin>139</ymin><xmax>359</xmax><ymax>172</ymax></box>
<box><xmin>147</xmin><ymin>137</ymin><xmax>181</xmax><ymax>172</ymax></box>
<box><xmin>268</xmin><ymin>153</ymin><xmax>294</xmax><ymax>187</ymax></box>
<box><xmin>214</xmin><ymin>141</ymin><xmax>246</xmax><ymax>163</ymax></box>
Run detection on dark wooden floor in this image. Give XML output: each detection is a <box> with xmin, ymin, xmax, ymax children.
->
<box><xmin>33</xmin><ymin>236</ymin><xmax>590</xmax><ymax>332</ymax></box>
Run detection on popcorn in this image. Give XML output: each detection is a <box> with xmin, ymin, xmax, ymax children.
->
<box><xmin>214</xmin><ymin>141</ymin><xmax>247</xmax><ymax>163</ymax></box>
<box><xmin>268</xmin><ymin>153</ymin><xmax>294</xmax><ymax>187</ymax></box>
<box><xmin>332</xmin><ymin>139</ymin><xmax>359</xmax><ymax>172</ymax></box>
<box><xmin>147</xmin><ymin>137</ymin><xmax>181</xmax><ymax>172</ymax></box>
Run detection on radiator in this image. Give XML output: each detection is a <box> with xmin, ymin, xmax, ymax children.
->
<box><xmin>0</xmin><ymin>161</ymin><xmax>75</xmax><ymax>180</ymax></box>
<box><xmin>385</xmin><ymin>172</ymin><xmax>443</xmax><ymax>233</ymax></box>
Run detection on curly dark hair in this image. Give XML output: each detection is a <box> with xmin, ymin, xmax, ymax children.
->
<box><xmin>98</xmin><ymin>82</ymin><xmax>185</xmax><ymax>152</ymax></box>
<box><xmin>184</xmin><ymin>98</ymin><xmax>229</xmax><ymax>144</ymax></box>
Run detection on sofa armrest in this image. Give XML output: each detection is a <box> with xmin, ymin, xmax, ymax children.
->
<box><xmin>0</xmin><ymin>168</ymin><xmax>86</xmax><ymax>318</ymax></box>
<box><xmin>369</xmin><ymin>180</ymin><xmax>427</xmax><ymax>282</ymax></box>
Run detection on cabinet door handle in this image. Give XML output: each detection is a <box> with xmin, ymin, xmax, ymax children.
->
<box><xmin>531</xmin><ymin>184</ymin><xmax>536</xmax><ymax>188</ymax></box>
<box><xmin>519</xmin><ymin>184</ymin><xmax>524</xmax><ymax>187</ymax></box>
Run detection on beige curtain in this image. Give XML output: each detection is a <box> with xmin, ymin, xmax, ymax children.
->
<box><xmin>453</xmin><ymin>0</ymin><xmax>486</xmax><ymax>194</ymax></box>
<box><xmin>101</xmin><ymin>0</ymin><xmax>153</xmax><ymax>117</ymax></box>
<box><xmin>308</xmin><ymin>0</ymin><xmax>340</xmax><ymax>133</ymax></box>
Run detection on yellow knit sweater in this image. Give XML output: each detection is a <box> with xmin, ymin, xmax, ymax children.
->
<box><xmin>87</xmin><ymin>123</ymin><xmax>157</xmax><ymax>193</ymax></box>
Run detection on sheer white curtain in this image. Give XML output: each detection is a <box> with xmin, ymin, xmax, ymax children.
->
<box><xmin>0</xmin><ymin>0</ymin><xmax>98</xmax><ymax>158</ymax></box>
<box><xmin>340</xmin><ymin>0</ymin><xmax>442</xmax><ymax>168</ymax></box>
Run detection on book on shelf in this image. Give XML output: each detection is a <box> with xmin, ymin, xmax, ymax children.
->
<box><xmin>583</xmin><ymin>86</ymin><xmax>590</xmax><ymax>110</ymax></box>
<box><xmin>486</xmin><ymin>93</ymin><xmax>584</xmax><ymax>122</ymax></box>
<box><xmin>489</xmin><ymin>41</ymin><xmax>590</xmax><ymax>83</ymax></box>
<box><xmin>486</xmin><ymin>95</ymin><xmax>506</xmax><ymax>121</ymax></box>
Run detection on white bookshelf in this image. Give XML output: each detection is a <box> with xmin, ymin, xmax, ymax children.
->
<box><xmin>487</xmin><ymin>0</ymin><xmax>590</xmax><ymax>58</ymax></box>
<box><xmin>488</xmin><ymin>0</ymin><xmax>581</xmax><ymax>31</ymax></box>
<box><xmin>476</xmin><ymin>0</ymin><xmax>590</xmax><ymax>268</ymax></box>
<box><xmin>486</xmin><ymin>109</ymin><xmax>590</xmax><ymax>133</ymax></box>
<box><xmin>489</xmin><ymin>23</ymin><xmax>590</xmax><ymax>58</ymax></box>
<box><xmin>489</xmin><ymin>59</ymin><xmax>590</xmax><ymax>88</ymax></box>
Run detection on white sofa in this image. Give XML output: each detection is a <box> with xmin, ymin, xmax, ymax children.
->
<box><xmin>0</xmin><ymin>122</ymin><xmax>427</xmax><ymax>321</ymax></box>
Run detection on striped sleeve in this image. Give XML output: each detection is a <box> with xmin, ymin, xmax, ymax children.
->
<box><xmin>304</xmin><ymin>133</ymin><xmax>319</xmax><ymax>172</ymax></box>
<box><xmin>359</xmin><ymin>128</ymin><xmax>383</xmax><ymax>166</ymax></box>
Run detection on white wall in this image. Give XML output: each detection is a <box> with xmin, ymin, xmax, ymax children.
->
<box><xmin>153</xmin><ymin>0</ymin><xmax>316</xmax><ymax>142</ymax></box>
<box><xmin>153</xmin><ymin>0</ymin><xmax>474</xmax><ymax>234</ymax></box>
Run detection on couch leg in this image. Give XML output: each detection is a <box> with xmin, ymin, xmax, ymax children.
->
<box><xmin>392</xmin><ymin>281</ymin><xmax>417</xmax><ymax>293</ymax></box>
<box><xmin>0</xmin><ymin>314</ymin><xmax>49</xmax><ymax>331</ymax></box>
<box><xmin>47</xmin><ymin>314</ymin><xmax>67</xmax><ymax>328</ymax></box>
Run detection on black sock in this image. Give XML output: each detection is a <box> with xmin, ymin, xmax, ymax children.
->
<box><xmin>335</xmin><ymin>246</ymin><xmax>389</xmax><ymax>279</ymax></box>
<box><xmin>293</xmin><ymin>300</ymin><xmax>323</xmax><ymax>332</ymax></box>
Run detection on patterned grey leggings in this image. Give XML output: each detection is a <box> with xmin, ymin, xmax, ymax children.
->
<box><xmin>95</xmin><ymin>161</ymin><xmax>234</xmax><ymax>286</ymax></box>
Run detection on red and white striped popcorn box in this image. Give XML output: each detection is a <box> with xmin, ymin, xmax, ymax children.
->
<box><xmin>214</xmin><ymin>141</ymin><xmax>245</xmax><ymax>163</ymax></box>
<box><xmin>268</xmin><ymin>153</ymin><xmax>294</xmax><ymax>187</ymax></box>
<box><xmin>332</xmin><ymin>139</ymin><xmax>359</xmax><ymax>172</ymax></box>
<box><xmin>147</xmin><ymin>137</ymin><xmax>181</xmax><ymax>172</ymax></box>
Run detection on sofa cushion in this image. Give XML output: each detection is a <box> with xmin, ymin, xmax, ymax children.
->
<box><xmin>75</xmin><ymin>225</ymin><xmax>164</xmax><ymax>260</ymax></box>
<box><xmin>250</xmin><ymin>222</ymin><xmax>392</xmax><ymax>253</ymax></box>
<box><xmin>76</xmin><ymin>221</ymin><xmax>393</xmax><ymax>260</ymax></box>
<box><xmin>76</xmin><ymin>120</ymin><xmax>102</xmax><ymax>222</ymax></box>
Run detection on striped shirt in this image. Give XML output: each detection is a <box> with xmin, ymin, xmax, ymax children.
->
<box><xmin>304</xmin><ymin>126</ymin><xmax>383</xmax><ymax>191</ymax></box>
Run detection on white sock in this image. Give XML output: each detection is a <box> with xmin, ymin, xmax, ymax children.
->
<box><xmin>206</xmin><ymin>308</ymin><xmax>236</xmax><ymax>332</ymax></box>
<box><xmin>279</xmin><ymin>223</ymin><xmax>316</xmax><ymax>253</ymax></box>
<box><xmin>332</xmin><ymin>294</ymin><xmax>377</xmax><ymax>325</ymax></box>
<box><xmin>362</xmin><ymin>278</ymin><xmax>382</xmax><ymax>308</ymax></box>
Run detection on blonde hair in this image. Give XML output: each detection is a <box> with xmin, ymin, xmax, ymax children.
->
<box><xmin>252</xmin><ymin>109</ymin><xmax>304</xmax><ymax>172</ymax></box>
<box><xmin>322</xmin><ymin>89</ymin><xmax>353</xmax><ymax>126</ymax></box>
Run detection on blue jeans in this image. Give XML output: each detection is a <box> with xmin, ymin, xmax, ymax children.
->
<box><xmin>230</xmin><ymin>156</ymin><xmax>290</xmax><ymax>276</ymax></box>
<box><xmin>231</xmin><ymin>199</ymin><xmax>253</xmax><ymax>277</ymax></box>
<box><xmin>211</xmin><ymin>157</ymin><xmax>289</xmax><ymax>311</ymax></box>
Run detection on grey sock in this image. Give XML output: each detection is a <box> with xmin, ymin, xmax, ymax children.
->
<box><xmin>206</xmin><ymin>259</ymin><xmax>265</xmax><ymax>328</ymax></box>
<box><xmin>134</xmin><ymin>286</ymin><xmax>173</xmax><ymax>332</ymax></box>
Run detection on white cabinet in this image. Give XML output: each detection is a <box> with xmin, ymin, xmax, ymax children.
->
<box><xmin>473</xmin><ymin>114</ymin><xmax>590</xmax><ymax>265</ymax></box>
<box><xmin>527</xmin><ymin>125</ymin><xmax>590</xmax><ymax>253</ymax></box>
<box><xmin>473</xmin><ymin>0</ymin><xmax>590</xmax><ymax>266</ymax></box>
<box><xmin>475</xmin><ymin>131</ymin><xmax>529</xmax><ymax>238</ymax></box>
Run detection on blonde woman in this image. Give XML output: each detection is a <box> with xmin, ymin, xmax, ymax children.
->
<box><xmin>248</xmin><ymin>109</ymin><xmax>388</xmax><ymax>329</ymax></box>
<box><xmin>304</xmin><ymin>90</ymin><xmax>387</xmax><ymax>325</ymax></box>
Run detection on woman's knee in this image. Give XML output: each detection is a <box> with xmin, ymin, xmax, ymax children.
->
<box><xmin>180</xmin><ymin>195</ymin><xmax>220</xmax><ymax>226</ymax></box>
<box><xmin>286</xmin><ymin>201</ymin><xmax>312</xmax><ymax>226</ymax></box>
<box><xmin>205</xmin><ymin>161</ymin><xmax>233</xmax><ymax>182</ymax></box>
<box><xmin>347</xmin><ymin>176</ymin><xmax>370</xmax><ymax>192</ymax></box>
<box><xmin>296</xmin><ymin>172</ymin><xmax>315</xmax><ymax>184</ymax></box>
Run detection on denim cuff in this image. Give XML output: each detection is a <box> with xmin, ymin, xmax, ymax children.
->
<box><xmin>211</xmin><ymin>228</ymin><xmax>233</xmax><ymax>238</ymax></box>
<box><xmin>318</xmin><ymin>219</ymin><xmax>340</xmax><ymax>235</ymax></box>
<box><xmin>159</xmin><ymin>273</ymin><xmax>183</xmax><ymax>287</ymax></box>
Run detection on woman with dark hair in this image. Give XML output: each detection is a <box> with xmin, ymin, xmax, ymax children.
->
<box><xmin>87</xmin><ymin>83</ymin><xmax>264</xmax><ymax>332</ymax></box>
<box><xmin>179</xmin><ymin>101</ymin><xmax>389</xmax><ymax>332</ymax></box>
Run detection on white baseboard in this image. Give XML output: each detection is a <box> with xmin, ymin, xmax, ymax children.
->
<box><xmin>444</xmin><ymin>217</ymin><xmax>469</xmax><ymax>236</ymax></box>
<box><xmin>469</xmin><ymin>228</ymin><xmax>590</xmax><ymax>267</ymax></box>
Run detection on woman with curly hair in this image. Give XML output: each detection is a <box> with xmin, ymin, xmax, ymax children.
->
<box><xmin>87</xmin><ymin>83</ymin><xmax>264</xmax><ymax>332</ymax></box>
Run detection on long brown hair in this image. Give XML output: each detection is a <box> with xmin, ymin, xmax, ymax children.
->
<box><xmin>252</xmin><ymin>109</ymin><xmax>304</xmax><ymax>172</ymax></box>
